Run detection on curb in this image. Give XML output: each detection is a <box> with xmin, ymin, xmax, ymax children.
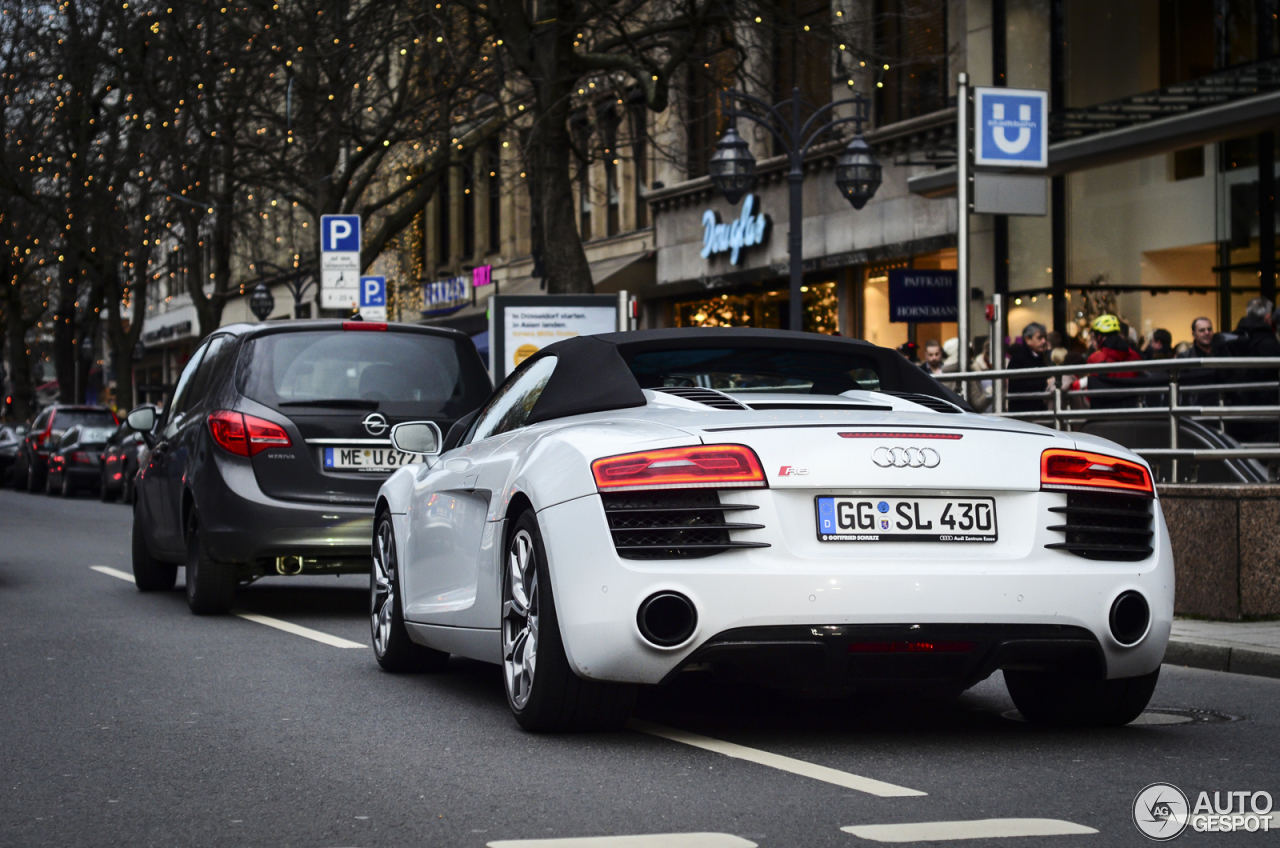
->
<box><xmin>1163</xmin><ymin>639</ymin><xmax>1280</xmax><ymax>680</ymax></box>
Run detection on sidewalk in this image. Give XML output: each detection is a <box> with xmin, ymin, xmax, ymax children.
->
<box><xmin>1164</xmin><ymin>618</ymin><xmax>1280</xmax><ymax>679</ymax></box>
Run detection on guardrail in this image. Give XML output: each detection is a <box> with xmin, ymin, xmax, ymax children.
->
<box><xmin>935</xmin><ymin>357</ymin><xmax>1280</xmax><ymax>481</ymax></box>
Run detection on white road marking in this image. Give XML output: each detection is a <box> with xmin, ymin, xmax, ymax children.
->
<box><xmin>630</xmin><ymin>720</ymin><xmax>926</xmax><ymax>798</ymax></box>
<box><xmin>233</xmin><ymin>611</ymin><xmax>365</xmax><ymax>649</ymax></box>
<box><xmin>488</xmin><ymin>834</ymin><xmax>757</xmax><ymax>848</ymax></box>
<box><xmin>89</xmin><ymin>567</ymin><xmax>364</xmax><ymax>650</ymax></box>
<box><xmin>841</xmin><ymin>818</ymin><xmax>1098</xmax><ymax>842</ymax></box>
<box><xmin>90</xmin><ymin>565</ymin><xmax>137</xmax><ymax>583</ymax></box>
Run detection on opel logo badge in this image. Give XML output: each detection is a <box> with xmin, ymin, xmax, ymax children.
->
<box><xmin>362</xmin><ymin>412</ymin><xmax>389</xmax><ymax>436</ymax></box>
<box><xmin>872</xmin><ymin>446</ymin><xmax>940</xmax><ymax>468</ymax></box>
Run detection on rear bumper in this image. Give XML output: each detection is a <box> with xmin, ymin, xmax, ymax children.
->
<box><xmin>537</xmin><ymin>492</ymin><xmax>1174</xmax><ymax>687</ymax></box>
<box><xmin>194</xmin><ymin>452</ymin><xmax>373</xmax><ymax>572</ymax></box>
<box><xmin>667</xmin><ymin>623</ymin><xmax>1104</xmax><ymax>692</ymax></box>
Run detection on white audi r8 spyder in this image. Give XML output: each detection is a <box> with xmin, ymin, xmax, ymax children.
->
<box><xmin>371</xmin><ymin>329</ymin><xmax>1172</xmax><ymax>732</ymax></box>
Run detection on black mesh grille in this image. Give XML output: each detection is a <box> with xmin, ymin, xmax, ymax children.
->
<box><xmin>1045</xmin><ymin>491</ymin><xmax>1153</xmax><ymax>562</ymax></box>
<box><xmin>880</xmin><ymin>391</ymin><xmax>963</xmax><ymax>413</ymax></box>
<box><xmin>652</xmin><ymin>386</ymin><xmax>748</xmax><ymax>410</ymax></box>
<box><xmin>602</xmin><ymin>490</ymin><xmax>768</xmax><ymax>559</ymax></box>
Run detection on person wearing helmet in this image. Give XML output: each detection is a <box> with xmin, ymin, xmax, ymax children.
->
<box><xmin>1086</xmin><ymin>314</ymin><xmax>1142</xmax><ymax>377</ymax></box>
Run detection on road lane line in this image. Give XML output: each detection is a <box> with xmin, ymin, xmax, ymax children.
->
<box><xmin>841</xmin><ymin>819</ymin><xmax>1098</xmax><ymax>842</ymax></box>
<box><xmin>233</xmin><ymin>611</ymin><xmax>365</xmax><ymax>649</ymax></box>
<box><xmin>488</xmin><ymin>834</ymin><xmax>757</xmax><ymax>848</ymax></box>
<box><xmin>629</xmin><ymin>719</ymin><xmax>926</xmax><ymax>797</ymax></box>
<box><xmin>90</xmin><ymin>565</ymin><xmax>137</xmax><ymax>583</ymax></box>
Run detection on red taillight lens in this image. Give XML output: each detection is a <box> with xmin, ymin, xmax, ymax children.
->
<box><xmin>208</xmin><ymin>411</ymin><xmax>292</xmax><ymax>457</ymax></box>
<box><xmin>847</xmin><ymin>641</ymin><xmax>976</xmax><ymax>654</ymax></box>
<box><xmin>343</xmin><ymin>321</ymin><xmax>387</xmax><ymax>331</ymax></box>
<box><xmin>208</xmin><ymin>410</ymin><xmax>248</xmax><ymax>456</ymax></box>
<box><xmin>71</xmin><ymin>451</ymin><xmax>91</xmax><ymax>464</ymax></box>
<box><xmin>1040</xmin><ymin>448</ymin><xmax>1152</xmax><ymax>495</ymax></box>
<box><xmin>591</xmin><ymin>444</ymin><xmax>766</xmax><ymax>491</ymax></box>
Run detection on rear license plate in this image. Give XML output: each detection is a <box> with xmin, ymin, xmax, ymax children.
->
<box><xmin>323</xmin><ymin>446</ymin><xmax>423</xmax><ymax>473</ymax></box>
<box><xmin>815</xmin><ymin>496</ymin><xmax>997</xmax><ymax>543</ymax></box>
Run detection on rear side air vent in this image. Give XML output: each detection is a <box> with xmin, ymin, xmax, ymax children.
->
<box><xmin>602</xmin><ymin>490</ymin><xmax>769</xmax><ymax>559</ymax></box>
<box><xmin>652</xmin><ymin>386</ymin><xmax>749</xmax><ymax>410</ymax></box>
<box><xmin>880</xmin><ymin>391</ymin><xmax>964</xmax><ymax>414</ymax></box>
<box><xmin>1045</xmin><ymin>491</ymin><xmax>1153</xmax><ymax>561</ymax></box>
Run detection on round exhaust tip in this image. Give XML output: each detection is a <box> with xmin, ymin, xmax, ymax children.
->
<box><xmin>637</xmin><ymin>592</ymin><xmax>697</xmax><ymax>648</ymax></box>
<box><xmin>1110</xmin><ymin>591</ymin><xmax>1151</xmax><ymax>646</ymax></box>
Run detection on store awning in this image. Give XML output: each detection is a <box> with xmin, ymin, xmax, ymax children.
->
<box><xmin>590</xmin><ymin>250</ymin><xmax>656</xmax><ymax>294</ymax></box>
<box><xmin>910</xmin><ymin>88</ymin><xmax>1280</xmax><ymax>198</ymax></box>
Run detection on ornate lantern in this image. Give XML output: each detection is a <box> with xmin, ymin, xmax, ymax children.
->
<box><xmin>835</xmin><ymin>135</ymin><xmax>882</xmax><ymax>210</ymax></box>
<box><xmin>708</xmin><ymin>125</ymin><xmax>757</xmax><ymax>205</ymax></box>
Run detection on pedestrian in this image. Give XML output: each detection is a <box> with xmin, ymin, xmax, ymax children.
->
<box><xmin>941</xmin><ymin>337</ymin><xmax>960</xmax><ymax>372</ymax></box>
<box><xmin>920</xmin><ymin>340</ymin><xmax>944</xmax><ymax>375</ymax></box>
<box><xmin>1227</xmin><ymin>299</ymin><xmax>1280</xmax><ymax>422</ymax></box>
<box><xmin>897</xmin><ymin>341</ymin><xmax>920</xmax><ymax>363</ymax></box>
<box><xmin>1086</xmin><ymin>314</ymin><xmax>1142</xmax><ymax>376</ymax></box>
<box><xmin>1143</xmin><ymin>328</ymin><xmax>1174</xmax><ymax>360</ymax></box>
<box><xmin>1007</xmin><ymin>322</ymin><xmax>1051</xmax><ymax>412</ymax></box>
<box><xmin>1176</xmin><ymin>317</ymin><xmax>1215</xmax><ymax>358</ymax></box>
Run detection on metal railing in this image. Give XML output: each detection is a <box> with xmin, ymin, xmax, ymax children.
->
<box><xmin>936</xmin><ymin>357</ymin><xmax>1280</xmax><ymax>482</ymax></box>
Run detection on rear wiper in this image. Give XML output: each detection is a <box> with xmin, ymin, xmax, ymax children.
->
<box><xmin>278</xmin><ymin>399</ymin><xmax>380</xmax><ymax>410</ymax></box>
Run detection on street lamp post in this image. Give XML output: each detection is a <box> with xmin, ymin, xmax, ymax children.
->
<box><xmin>708</xmin><ymin>88</ymin><xmax>881</xmax><ymax>332</ymax></box>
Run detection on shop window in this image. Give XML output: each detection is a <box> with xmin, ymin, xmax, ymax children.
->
<box><xmin>874</xmin><ymin>0</ymin><xmax>948</xmax><ymax>126</ymax></box>
<box><xmin>774</xmin><ymin>0</ymin><xmax>831</xmax><ymax>152</ymax></box>
<box><xmin>436</xmin><ymin>169</ymin><xmax>451</xmax><ymax>266</ymax></box>
<box><xmin>672</xmin><ymin>282</ymin><xmax>840</xmax><ymax>333</ymax></box>
<box><xmin>601</xmin><ymin>107</ymin><xmax>621</xmax><ymax>237</ymax></box>
<box><xmin>487</xmin><ymin>138</ymin><xmax>501</xmax><ymax>254</ymax></box>
<box><xmin>686</xmin><ymin>24</ymin><xmax>735</xmax><ymax>179</ymax></box>
<box><xmin>629</xmin><ymin>99</ymin><xmax>649</xmax><ymax>228</ymax></box>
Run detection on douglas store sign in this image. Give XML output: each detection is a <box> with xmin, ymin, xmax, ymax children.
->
<box><xmin>701</xmin><ymin>194</ymin><xmax>769</xmax><ymax>265</ymax></box>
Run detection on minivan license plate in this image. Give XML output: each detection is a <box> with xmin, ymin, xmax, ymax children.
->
<box><xmin>815</xmin><ymin>496</ymin><xmax>997</xmax><ymax>543</ymax></box>
<box><xmin>323</xmin><ymin>447</ymin><xmax>422</xmax><ymax>473</ymax></box>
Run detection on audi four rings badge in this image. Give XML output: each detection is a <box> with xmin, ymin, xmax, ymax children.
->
<box><xmin>872</xmin><ymin>446</ymin><xmax>941</xmax><ymax>468</ymax></box>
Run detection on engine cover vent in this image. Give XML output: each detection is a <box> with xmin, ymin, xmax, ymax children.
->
<box><xmin>602</xmin><ymin>490</ymin><xmax>768</xmax><ymax>559</ymax></box>
<box><xmin>1045</xmin><ymin>491</ymin><xmax>1153</xmax><ymax>561</ymax></box>
<box><xmin>652</xmin><ymin>386</ymin><xmax>749</xmax><ymax>410</ymax></box>
<box><xmin>880</xmin><ymin>391</ymin><xmax>965</xmax><ymax>414</ymax></box>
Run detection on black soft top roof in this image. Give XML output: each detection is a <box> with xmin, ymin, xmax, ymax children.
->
<box><xmin>524</xmin><ymin>327</ymin><xmax>970</xmax><ymax>425</ymax></box>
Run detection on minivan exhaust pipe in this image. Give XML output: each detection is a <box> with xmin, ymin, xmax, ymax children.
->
<box><xmin>275</xmin><ymin>555</ymin><xmax>304</xmax><ymax>576</ymax></box>
<box><xmin>637</xmin><ymin>592</ymin><xmax>697</xmax><ymax>647</ymax></box>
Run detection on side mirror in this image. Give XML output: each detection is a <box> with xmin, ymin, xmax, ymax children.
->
<box><xmin>390</xmin><ymin>421</ymin><xmax>442</xmax><ymax>456</ymax></box>
<box><xmin>125</xmin><ymin>405</ymin><xmax>157</xmax><ymax>434</ymax></box>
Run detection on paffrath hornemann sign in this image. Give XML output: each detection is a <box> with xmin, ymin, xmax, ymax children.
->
<box><xmin>888</xmin><ymin>269</ymin><xmax>958</xmax><ymax>323</ymax></box>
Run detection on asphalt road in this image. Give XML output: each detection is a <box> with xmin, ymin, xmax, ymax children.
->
<box><xmin>2</xmin><ymin>486</ymin><xmax>1278</xmax><ymax>848</ymax></box>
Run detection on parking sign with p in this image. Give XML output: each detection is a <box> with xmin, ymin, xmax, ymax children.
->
<box><xmin>321</xmin><ymin>215</ymin><xmax>361</xmax><ymax>253</ymax></box>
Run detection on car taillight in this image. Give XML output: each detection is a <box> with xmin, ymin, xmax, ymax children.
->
<box><xmin>591</xmin><ymin>444</ymin><xmax>766</xmax><ymax>491</ymax></box>
<box><xmin>71</xmin><ymin>451</ymin><xmax>91</xmax><ymax>464</ymax></box>
<box><xmin>343</xmin><ymin>321</ymin><xmax>387</xmax><ymax>331</ymax></box>
<box><xmin>1040</xmin><ymin>448</ymin><xmax>1153</xmax><ymax>496</ymax></box>
<box><xmin>208</xmin><ymin>410</ymin><xmax>291</xmax><ymax>457</ymax></box>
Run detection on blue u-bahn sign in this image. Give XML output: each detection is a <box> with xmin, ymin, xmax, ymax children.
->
<box><xmin>974</xmin><ymin>87</ymin><xmax>1048</xmax><ymax>169</ymax></box>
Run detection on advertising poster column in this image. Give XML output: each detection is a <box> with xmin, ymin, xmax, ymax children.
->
<box><xmin>488</xmin><ymin>295</ymin><xmax>619</xmax><ymax>381</ymax></box>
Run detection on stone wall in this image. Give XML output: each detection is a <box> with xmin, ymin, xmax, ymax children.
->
<box><xmin>1159</xmin><ymin>484</ymin><xmax>1280</xmax><ymax>620</ymax></box>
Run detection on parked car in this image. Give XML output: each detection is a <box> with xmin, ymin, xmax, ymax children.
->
<box><xmin>44</xmin><ymin>424</ymin><xmax>114</xmax><ymax>497</ymax></box>
<box><xmin>128</xmin><ymin>319</ymin><xmax>491</xmax><ymax>615</ymax></box>
<box><xmin>370</xmin><ymin>328</ymin><xmax>1171</xmax><ymax>731</ymax></box>
<box><xmin>100</xmin><ymin>420</ymin><xmax>149</xmax><ymax>503</ymax></box>
<box><xmin>13</xmin><ymin>405</ymin><xmax>118</xmax><ymax>492</ymax></box>
<box><xmin>0</xmin><ymin>424</ymin><xmax>27</xmax><ymax>483</ymax></box>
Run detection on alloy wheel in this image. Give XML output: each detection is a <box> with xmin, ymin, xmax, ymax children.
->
<box><xmin>502</xmin><ymin>528</ymin><xmax>539</xmax><ymax>710</ymax></box>
<box><xmin>370</xmin><ymin>518</ymin><xmax>397</xmax><ymax>657</ymax></box>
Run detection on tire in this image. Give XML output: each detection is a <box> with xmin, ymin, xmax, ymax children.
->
<box><xmin>1005</xmin><ymin>667</ymin><xmax>1160</xmax><ymax>727</ymax></box>
<box><xmin>27</xmin><ymin>460</ymin><xmax>44</xmax><ymax>493</ymax></box>
<box><xmin>184</xmin><ymin>512</ymin><xmax>237</xmax><ymax>615</ymax></box>
<box><xmin>370</xmin><ymin>512</ymin><xmax>448</xmax><ymax>673</ymax></box>
<box><xmin>61</xmin><ymin>472</ymin><xmax>74</xmax><ymax>497</ymax></box>
<box><xmin>502</xmin><ymin>510</ymin><xmax>636</xmax><ymax>732</ymax></box>
<box><xmin>132</xmin><ymin>506</ymin><xmax>177</xmax><ymax>592</ymax></box>
<box><xmin>121</xmin><ymin>470</ymin><xmax>134</xmax><ymax>506</ymax></box>
<box><xmin>13</xmin><ymin>456</ymin><xmax>27</xmax><ymax>491</ymax></box>
<box><xmin>100</xmin><ymin>474</ymin><xmax>117</xmax><ymax>502</ymax></box>
<box><xmin>45</xmin><ymin>469</ymin><xmax>60</xmax><ymax>496</ymax></box>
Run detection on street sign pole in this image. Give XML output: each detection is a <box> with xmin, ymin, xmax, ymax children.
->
<box><xmin>957</xmin><ymin>72</ymin><xmax>970</xmax><ymax>394</ymax></box>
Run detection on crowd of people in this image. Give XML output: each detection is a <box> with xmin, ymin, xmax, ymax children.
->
<box><xmin>897</xmin><ymin>296</ymin><xmax>1280</xmax><ymax>414</ymax></box>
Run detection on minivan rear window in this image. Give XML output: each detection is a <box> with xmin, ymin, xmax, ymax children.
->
<box><xmin>53</xmin><ymin>410</ymin><xmax>117</xmax><ymax>430</ymax></box>
<box><xmin>236</xmin><ymin>330</ymin><xmax>489</xmax><ymax>418</ymax></box>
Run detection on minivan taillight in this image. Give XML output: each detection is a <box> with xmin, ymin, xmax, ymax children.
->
<box><xmin>208</xmin><ymin>410</ymin><xmax>291</xmax><ymax>457</ymax></box>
